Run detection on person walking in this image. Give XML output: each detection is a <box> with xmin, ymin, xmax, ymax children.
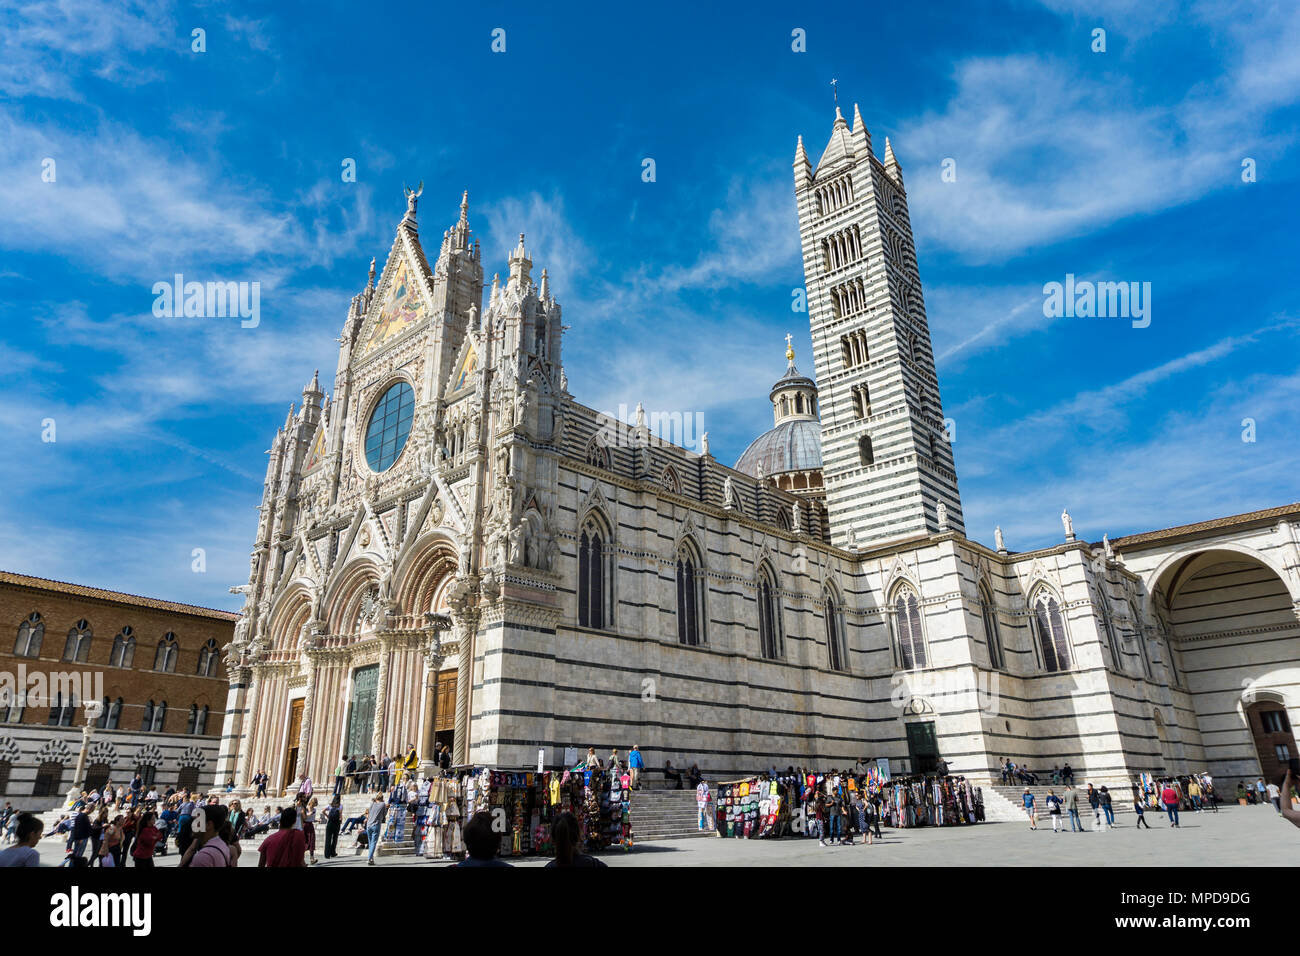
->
<box><xmin>1133</xmin><ymin>792</ymin><xmax>1151</xmax><ymax>829</ymax></box>
<box><xmin>1100</xmin><ymin>786</ymin><xmax>1116</xmax><ymax>827</ymax></box>
<box><xmin>365</xmin><ymin>792</ymin><xmax>387</xmax><ymax>866</ymax></box>
<box><xmin>1161</xmin><ymin>781</ymin><xmax>1181</xmax><ymax>827</ymax></box>
<box><xmin>628</xmin><ymin>745</ymin><xmax>644</xmax><ymax>790</ymax></box>
<box><xmin>1086</xmin><ymin>784</ymin><xmax>1105</xmax><ymax>831</ymax></box>
<box><xmin>1022</xmin><ymin>787</ymin><xmax>1038</xmax><ymax>830</ymax></box>
<box><xmin>1044</xmin><ymin>789</ymin><xmax>1063</xmax><ymax>832</ymax></box>
<box><xmin>255</xmin><ymin>770</ymin><xmax>268</xmax><ymax>799</ymax></box>
<box><xmin>1063</xmin><ymin>785</ymin><xmax>1082</xmax><ymax>832</ymax></box>
<box><xmin>1267</xmin><ymin>779</ymin><xmax>1282</xmax><ymax>813</ymax></box>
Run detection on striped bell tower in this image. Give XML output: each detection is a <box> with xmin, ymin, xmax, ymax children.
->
<box><xmin>794</xmin><ymin>103</ymin><xmax>963</xmax><ymax>548</ymax></box>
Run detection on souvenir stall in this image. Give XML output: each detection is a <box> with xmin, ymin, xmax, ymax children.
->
<box><xmin>875</xmin><ymin>774</ymin><xmax>985</xmax><ymax>827</ymax></box>
<box><xmin>713</xmin><ymin>776</ymin><xmax>790</xmax><ymax>838</ymax></box>
<box><xmin>445</xmin><ymin>765</ymin><xmax>633</xmax><ymax>858</ymax></box>
<box><xmin>420</xmin><ymin>774</ymin><xmax>466</xmax><ymax>859</ymax></box>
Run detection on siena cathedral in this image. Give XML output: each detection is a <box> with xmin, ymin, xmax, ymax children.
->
<box><xmin>218</xmin><ymin>104</ymin><xmax>1300</xmax><ymax>794</ymax></box>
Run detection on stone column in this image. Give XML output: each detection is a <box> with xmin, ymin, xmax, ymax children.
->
<box><xmin>372</xmin><ymin>635</ymin><xmax>390</xmax><ymax>758</ymax></box>
<box><xmin>215</xmin><ymin>663</ymin><xmax>251</xmax><ymax>793</ymax></box>
<box><xmin>295</xmin><ymin>651</ymin><xmax>319</xmax><ymax>782</ymax></box>
<box><xmin>452</xmin><ymin>612</ymin><xmax>478</xmax><ymax>767</ymax></box>
<box><xmin>238</xmin><ymin>665</ymin><xmax>264</xmax><ymax>788</ymax></box>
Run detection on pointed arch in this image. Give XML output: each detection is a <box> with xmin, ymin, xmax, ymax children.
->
<box><xmin>1096</xmin><ymin>590</ymin><xmax>1123</xmax><ymax>673</ymax></box>
<box><xmin>14</xmin><ymin>612</ymin><xmax>42</xmax><ymax>657</ymax></box>
<box><xmin>1128</xmin><ymin>597</ymin><xmax>1152</xmax><ymax>679</ymax></box>
<box><xmin>675</xmin><ymin>536</ymin><xmax>706</xmax><ymax>646</ymax></box>
<box><xmin>661</xmin><ymin>464</ymin><xmax>681</xmax><ymax>495</ymax></box>
<box><xmin>578</xmin><ymin>508</ymin><xmax>615</xmax><ymax>630</ymax></box>
<box><xmin>756</xmin><ymin>561</ymin><xmax>783</xmax><ymax>660</ymax></box>
<box><xmin>1029</xmin><ymin>584</ymin><xmax>1072</xmax><ymax>673</ymax></box>
<box><xmin>394</xmin><ymin>533</ymin><xmax>459</xmax><ymax>613</ymax></box>
<box><xmin>153</xmin><ymin>632</ymin><xmax>179</xmax><ymax>673</ymax></box>
<box><xmin>110</xmin><ymin>627</ymin><xmax>136</xmax><ymax>668</ymax></box>
<box><xmin>585</xmin><ymin>436</ymin><xmax>611</xmax><ymax>470</ymax></box>
<box><xmin>823</xmin><ymin>580</ymin><xmax>847</xmax><ymax>672</ymax></box>
<box><xmin>63</xmin><ymin>619</ymin><xmax>93</xmax><ymax>662</ymax></box>
<box><xmin>979</xmin><ymin>581</ymin><xmax>1004</xmax><ymax>670</ymax></box>
<box><xmin>890</xmin><ymin>582</ymin><xmax>927</xmax><ymax>670</ymax></box>
<box><xmin>197</xmin><ymin>638</ymin><xmax>220</xmax><ymax>677</ymax></box>
<box><xmin>323</xmin><ymin>559</ymin><xmax>383</xmax><ymax>635</ymax></box>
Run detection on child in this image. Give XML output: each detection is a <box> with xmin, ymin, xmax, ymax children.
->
<box><xmin>1045</xmin><ymin>789</ymin><xmax>1063</xmax><ymax>832</ymax></box>
<box><xmin>1133</xmin><ymin>795</ymin><xmax>1151</xmax><ymax>829</ymax></box>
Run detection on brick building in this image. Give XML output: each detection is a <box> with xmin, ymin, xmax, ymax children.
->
<box><xmin>0</xmin><ymin>570</ymin><xmax>236</xmax><ymax>804</ymax></box>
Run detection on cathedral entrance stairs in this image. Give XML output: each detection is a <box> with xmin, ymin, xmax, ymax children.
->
<box><xmin>630</xmin><ymin>787</ymin><xmax>711</xmax><ymax>841</ymax></box>
<box><xmin>983</xmin><ymin>784</ymin><xmax>1137</xmax><ymax>823</ymax></box>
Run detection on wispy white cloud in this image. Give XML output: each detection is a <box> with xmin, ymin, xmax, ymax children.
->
<box><xmin>901</xmin><ymin>3</ymin><xmax>1300</xmax><ymax>258</ymax></box>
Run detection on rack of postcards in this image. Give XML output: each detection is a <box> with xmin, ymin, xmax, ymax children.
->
<box><xmin>454</xmin><ymin>766</ymin><xmax>633</xmax><ymax>857</ymax></box>
<box><xmin>714</xmin><ymin>776</ymin><xmax>791</xmax><ymax>838</ymax></box>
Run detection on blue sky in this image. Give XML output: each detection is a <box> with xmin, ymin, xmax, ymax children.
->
<box><xmin>1</xmin><ymin>0</ymin><xmax>1297</xmax><ymax>610</ymax></box>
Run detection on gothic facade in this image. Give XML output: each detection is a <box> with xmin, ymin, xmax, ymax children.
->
<box><xmin>217</xmin><ymin>107</ymin><xmax>1300</xmax><ymax>795</ymax></box>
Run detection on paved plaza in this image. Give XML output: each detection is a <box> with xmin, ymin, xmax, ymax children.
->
<box><xmin>29</xmin><ymin>803</ymin><xmax>1294</xmax><ymax>868</ymax></box>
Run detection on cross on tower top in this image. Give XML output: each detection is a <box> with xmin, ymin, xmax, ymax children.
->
<box><xmin>785</xmin><ymin>332</ymin><xmax>794</xmax><ymax>363</ymax></box>
<box><xmin>830</xmin><ymin>78</ymin><xmax>838</xmax><ymax>107</ymax></box>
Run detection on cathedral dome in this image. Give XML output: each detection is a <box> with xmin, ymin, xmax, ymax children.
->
<box><xmin>735</xmin><ymin>418</ymin><xmax>823</xmax><ymax>477</ymax></box>
<box><xmin>735</xmin><ymin>340</ymin><xmax>824</xmax><ymax>481</ymax></box>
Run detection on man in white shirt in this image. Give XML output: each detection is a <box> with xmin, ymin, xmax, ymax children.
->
<box><xmin>1267</xmin><ymin>780</ymin><xmax>1282</xmax><ymax>812</ymax></box>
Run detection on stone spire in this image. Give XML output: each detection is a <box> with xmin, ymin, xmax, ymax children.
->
<box><xmin>851</xmin><ymin>102</ymin><xmax>871</xmax><ymax>154</ymax></box>
<box><xmin>883</xmin><ymin>137</ymin><xmax>902</xmax><ymax>184</ymax></box>
<box><xmin>507</xmin><ymin>233</ymin><xmax>532</xmax><ymax>290</ymax></box>
<box><xmin>302</xmin><ymin>369</ymin><xmax>323</xmax><ymax>404</ymax></box>
<box><xmin>794</xmin><ymin>134</ymin><xmax>811</xmax><ymax>188</ymax></box>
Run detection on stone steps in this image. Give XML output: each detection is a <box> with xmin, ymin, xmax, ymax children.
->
<box><xmin>630</xmin><ymin>787</ymin><xmax>711</xmax><ymax>841</ymax></box>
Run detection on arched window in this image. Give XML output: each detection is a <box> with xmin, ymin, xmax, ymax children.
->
<box><xmin>185</xmin><ymin>704</ymin><xmax>209</xmax><ymax>735</ymax></box>
<box><xmin>893</xmin><ymin>586</ymin><xmax>927</xmax><ymax>669</ymax></box>
<box><xmin>858</xmin><ymin>434</ymin><xmax>874</xmax><ymax>467</ymax></box>
<box><xmin>757</xmin><ymin>566</ymin><xmax>783</xmax><ymax>660</ymax></box>
<box><xmin>585</xmin><ymin>439</ymin><xmax>611</xmax><ymax>470</ymax></box>
<box><xmin>154</xmin><ymin>633</ymin><xmax>179</xmax><ymax>673</ymax></box>
<box><xmin>197</xmin><ymin>638</ymin><xmax>220</xmax><ymax>677</ymax></box>
<box><xmin>1129</xmin><ymin>601</ymin><xmax>1152</xmax><ymax>679</ymax></box>
<box><xmin>14</xmin><ymin>613</ymin><xmax>43</xmax><ymax>657</ymax></box>
<box><xmin>824</xmin><ymin>586</ymin><xmax>847</xmax><ymax>672</ymax></box>
<box><xmin>577</xmin><ymin>515</ymin><xmax>613</xmax><ymax>631</ymax></box>
<box><xmin>675</xmin><ymin>540</ymin><xmax>705</xmax><ymax>646</ymax></box>
<box><xmin>47</xmin><ymin>692</ymin><xmax>77</xmax><ymax>727</ymax></box>
<box><xmin>661</xmin><ymin>466</ymin><xmax>681</xmax><ymax>495</ymax></box>
<box><xmin>97</xmin><ymin>697</ymin><xmax>122</xmax><ymax>730</ymax></box>
<box><xmin>1032</xmin><ymin>591</ymin><xmax>1072</xmax><ymax>672</ymax></box>
<box><xmin>1097</xmin><ymin>596</ymin><xmax>1122</xmax><ymax>672</ymax></box>
<box><xmin>141</xmin><ymin>700</ymin><xmax>167</xmax><ymax>733</ymax></box>
<box><xmin>2</xmin><ymin>687</ymin><xmax>22</xmax><ymax>723</ymax></box>
<box><xmin>110</xmin><ymin>627</ymin><xmax>136</xmax><ymax>668</ymax></box>
<box><xmin>776</xmin><ymin>508</ymin><xmax>791</xmax><ymax>532</ymax></box>
<box><xmin>63</xmin><ymin>619</ymin><xmax>92</xmax><ymax>662</ymax></box>
<box><xmin>980</xmin><ymin>583</ymin><xmax>1003</xmax><ymax>669</ymax></box>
